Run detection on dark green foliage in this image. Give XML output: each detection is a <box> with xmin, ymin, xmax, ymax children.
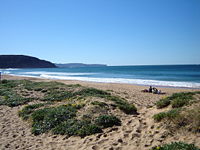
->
<box><xmin>151</xmin><ymin>142</ymin><xmax>200</xmax><ymax>150</ymax></box>
<box><xmin>171</xmin><ymin>98</ymin><xmax>190</xmax><ymax>108</ymax></box>
<box><xmin>18</xmin><ymin>103</ymin><xmax>52</xmax><ymax>120</ymax></box>
<box><xmin>156</xmin><ymin>92</ymin><xmax>196</xmax><ymax>109</ymax></box>
<box><xmin>91</xmin><ymin>101</ymin><xmax>108</xmax><ymax>107</ymax></box>
<box><xmin>156</xmin><ymin>98</ymin><xmax>171</xmax><ymax>109</ymax></box>
<box><xmin>1</xmin><ymin>80</ymin><xmax>135</xmax><ymax>137</ymax></box>
<box><xmin>0</xmin><ymin>79</ymin><xmax>20</xmax><ymax>88</ymax></box>
<box><xmin>95</xmin><ymin>115</ymin><xmax>121</xmax><ymax>128</ymax></box>
<box><xmin>107</xmin><ymin>96</ymin><xmax>137</xmax><ymax>114</ymax></box>
<box><xmin>2</xmin><ymin>97</ymin><xmax>33</xmax><ymax>107</ymax></box>
<box><xmin>1</xmin><ymin>79</ymin><xmax>8</xmax><ymax>84</ymax></box>
<box><xmin>0</xmin><ymin>85</ymin><xmax>33</xmax><ymax>107</ymax></box>
<box><xmin>31</xmin><ymin>105</ymin><xmax>77</xmax><ymax>135</ymax></box>
<box><xmin>53</xmin><ymin>119</ymin><xmax>102</xmax><ymax>137</ymax></box>
<box><xmin>75</xmin><ymin>88</ymin><xmax>137</xmax><ymax>114</ymax></box>
<box><xmin>0</xmin><ymin>80</ymin><xmax>34</xmax><ymax>106</ymax></box>
<box><xmin>153</xmin><ymin>112</ymin><xmax>167</xmax><ymax>122</ymax></box>
<box><xmin>43</xmin><ymin>91</ymin><xmax>73</xmax><ymax>101</ymax></box>
<box><xmin>153</xmin><ymin>109</ymin><xmax>181</xmax><ymax>122</ymax></box>
<box><xmin>0</xmin><ymin>80</ymin><xmax>136</xmax><ymax>115</ymax></box>
<box><xmin>170</xmin><ymin>92</ymin><xmax>195</xmax><ymax>108</ymax></box>
<box><xmin>75</xmin><ymin>88</ymin><xmax>110</xmax><ymax>97</ymax></box>
<box><xmin>23</xmin><ymin>81</ymin><xmax>65</xmax><ymax>91</ymax></box>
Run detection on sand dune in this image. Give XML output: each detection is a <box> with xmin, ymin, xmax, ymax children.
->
<box><xmin>0</xmin><ymin>75</ymin><xmax>200</xmax><ymax>150</ymax></box>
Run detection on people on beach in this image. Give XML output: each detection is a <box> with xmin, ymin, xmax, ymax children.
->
<box><xmin>142</xmin><ymin>86</ymin><xmax>164</xmax><ymax>94</ymax></box>
<box><xmin>149</xmin><ymin>86</ymin><xmax>153</xmax><ymax>93</ymax></box>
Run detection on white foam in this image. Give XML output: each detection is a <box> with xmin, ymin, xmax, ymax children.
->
<box><xmin>0</xmin><ymin>68</ymin><xmax>20</xmax><ymax>70</ymax></box>
<box><xmin>0</xmin><ymin>71</ymin><xmax>11</xmax><ymax>74</ymax></box>
<box><xmin>23</xmin><ymin>71</ymin><xmax>97</xmax><ymax>76</ymax></box>
<box><xmin>39</xmin><ymin>74</ymin><xmax>200</xmax><ymax>88</ymax></box>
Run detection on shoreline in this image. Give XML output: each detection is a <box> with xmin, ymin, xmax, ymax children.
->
<box><xmin>2</xmin><ymin>74</ymin><xmax>200</xmax><ymax>90</ymax></box>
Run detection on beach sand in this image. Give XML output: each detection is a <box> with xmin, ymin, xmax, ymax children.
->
<box><xmin>0</xmin><ymin>75</ymin><xmax>200</xmax><ymax>150</ymax></box>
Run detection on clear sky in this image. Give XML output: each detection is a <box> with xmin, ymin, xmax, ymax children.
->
<box><xmin>0</xmin><ymin>0</ymin><xmax>200</xmax><ymax>65</ymax></box>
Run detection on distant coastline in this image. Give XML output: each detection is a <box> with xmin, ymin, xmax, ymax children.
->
<box><xmin>55</xmin><ymin>63</ymin><xmax>107</xmax><ymax>68</ymax></box>
<box><xmin>0</xmin><ymin>55</ymin><xmax>56</xmax><ymax>68</ymax></box>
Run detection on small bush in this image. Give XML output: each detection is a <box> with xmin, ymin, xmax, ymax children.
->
<box><xmin>52</xmin><ymin>119</ymin><xmax>102</xmax><ymax>137</ymax></box>
<box><xmin>1</xmin><ymin>79</ymin><xmax>8</xmax><ymax>84</ymax></box>
<box><xmin>153</xmin><ymin>112</ymin><xmax>167</xmax><ymax>122</ymax></box>
<box><xmin>156</xmin><ymin>92</ymin><xmax>196</xmax><ymax>109</ymax></box>
<box><xmin>31</xmin><ymin>105</ymin><xmax>77</xmax><ymax>135</ymax></box>
<box><xmin>43</xmin><ymin>91</ymin><xmax>73</xmax><ymax>101</ymax></box>
<box><xmin>107</xmin><ymin>96</ymin><xmax>137</xmax><ymax>114</ymax></box>
<box><xmin>151</xmin><ymin>141</ymin><xmax>200</xmax><ymax>150</ymax></box>
<box><xmin>18</xmin><ymin>103</ymin><xmax>52</xmax><ymax>120</ymax></box>
<box><xmin>75</xmin><ymin>88</ymin><xmax>110</xmax><ymax>97</ymax></box>
<box><xmin>95</xmin><ymin>115</ymin><xmax>121</xmax><ymax>128</ymax></box>
<box><xmin>171</xmin><ymin>98</ymin><xmax>190</xmax><ymax>108</ymax></box>
<box><xmin>156</xmin><ymin>98</ymin><xmax>171</xmax><ymax>109</ymax></box>
<box><xmin>1</xmin><ymin>96</ymin><xmax>33</xmax><ymax>107</ymax></box>
<box><xmin>153</xmin><ymin>109</ymin><xmax>181</xmax><ymax>122</ymax></box>
<box><xmin>91</xmin><ymin>101</ymin><xmax>108</xmax><ymax>107</ymax></box>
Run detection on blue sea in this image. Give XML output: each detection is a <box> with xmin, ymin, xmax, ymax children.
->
<box><xmin>1</xmin><ymin>65</ymin><xmax>200</xmax><ymax>88</ymax></box>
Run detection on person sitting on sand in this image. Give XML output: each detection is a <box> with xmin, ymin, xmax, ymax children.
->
<box><xmin>152</xmin><ymin>87</ymin><xmax>158</xmax><ymax>94</ymax></box>
<box><xmin>157</xmin><ymin>90</ymin><xmax>161</xmax><ymax>94</ymax></box>
<box><xmin>149</xmin><ymin>86</ymin><xmax>153</xmax><ymax>93</ymax></box>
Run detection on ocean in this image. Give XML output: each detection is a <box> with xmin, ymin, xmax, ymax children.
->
<box><xmin>1</xmin><ymin>65</ymin><xmax>200</xmax><ymax>88</ymax></box>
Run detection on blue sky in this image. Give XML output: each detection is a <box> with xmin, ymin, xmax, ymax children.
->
<box><xmin>0</xmin><ymin>0</ymin><xmax>200</xmax><ymax>65</ymax></box>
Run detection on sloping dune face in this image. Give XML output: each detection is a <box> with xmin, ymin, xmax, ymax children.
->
<box><xmin>0</xmin><ymin>75</ymin><xmax>200</xmax><ymax>150</ymax></box>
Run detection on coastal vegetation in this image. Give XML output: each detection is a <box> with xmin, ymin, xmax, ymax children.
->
<box><xmin>151</xmin><ymin>142</ymin><xmax>200</xmax><ymax>150</ymax></box>
<box><xmin>154</xmin><ymin>91</ymin><xmax>200</xmax><ymax>133</ymax></box>
<box><xmin>0</xmin><ymin>79</ymin><xmax>136</xmax><ymax>137</ymax></box>
<box><xmin>156</xmin><ymin>92</ymin><xmax>199</xmax><ymax>109</ymax></box>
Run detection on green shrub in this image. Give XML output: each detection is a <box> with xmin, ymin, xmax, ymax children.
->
<box><xmin>153</xmin><ymin>112</ymin><xmax>167</xmax><ymax>122</ymax></box>
<box><xmin>43</xmin><ymin>91</ymin><xmax>73</xmax><ymax>101</ymax></box>
<box><xmin>156</xmin><ymin>98</ymin><xmax>171</xmax><ymax>109</ymax></box>
<box><xmin>18</xmin><ymin>103</ymin><xmax>52</xmax><ymax>120</ymax></box>
<box><xmin>151</xmin><ymin>141</ymin><xmax>200</xmax><ymax>150</ymax></box>
<box><xmin>95</xmin><ymin>115</ymin><xmax>121</xmax><ymax>128</ymax></box>
<box><xmin>91</xmin><ymin>101</ymin><xmax>108</xmax><ymax>107</ymax></box>
<box><xmin>156</xmin><ymin>92</ymin><xmax>196</xmax><ymax>109</ymax></box>
<box><xmin>118</xmin><ymin>103</ymin><xmax>137</xmax><ymax>114</ymax></box>
<box><xmin>31</xmin><ymin>105</ymin><xmax>77</xmax><ymax>135</ymax></box>
<box><xmin>0</xmin><ymin>96</ymin><xmax>33</xmax><ymax>107</ymax></box>
<box><xmin>1</xmin><ymin>79</ymin><xmax>8</xmax><ymax>84</ymax></box>
<box><xmin>0</xmin><ymin>80</ymin><xmax>33</xmax><ymax>107</ymax></box>
<box><xmin>170</xmin><ymin>92</ymin><xmax>195</xmax><ymax>100</ymax></box>
<box><xmin>171</xmin><ymin>98</ymin><xmax>190</xmax><ymax>108</ymax></box>
<box><xmin>52</xmin><ymin>119</ymin><xmax>102</xmax><ymax>137</ymax></box>
<box><xmin>75</xmin><ymin>88</ymin><xmax>110</xmax><ymax>97</ymax></box>
<box><xmin>153</xmin><ymin>109</ymin><xmax>181</xmax><ymax>122</ymax></box>
<box><xmin>107</xmin><ymin>96</ymin><xmax>137</xmax><ymax>114</ymax></box>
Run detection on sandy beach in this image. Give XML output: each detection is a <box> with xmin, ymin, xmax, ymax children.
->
<box><xmin>0</xmin><ymin>74</ymin><xmax>200</xmax><ymax>150</ymax></box>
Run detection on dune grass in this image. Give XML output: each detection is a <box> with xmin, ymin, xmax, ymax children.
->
<box><xmin>95</xmin><ymin>115</ymin><xmax>121</xmax><ymax>128</ymax></box>
<box><xmin>0</xmin><ymin>79</ymin><xmax>137</xmax><ymax>137</ymax></box>
<box><xmin>151</xmin><ymin>142</ymin><xmax>200</xmax><ymax>150</ymax></box>
<box><xmin>153</xmin><ymin>108</ymin><xmax>181</xmax><ymax>122</ymax></box>
<box><xmin>156</xmin><ymin>92</ymin><xmax>197</xmax><ymax>109</ymax></box>
<box><xmin>154</xmin><ymin>91</ymin><xmax>200</xmax><ymax>133</ymax></box>
<box><xmin>0</xmin><ymin>80</ymin><xmax>137</xmax><ymax>114</ymax></box>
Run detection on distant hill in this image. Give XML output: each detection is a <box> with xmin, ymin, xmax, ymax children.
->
<box><xmin>56</xmin><ymin>63</ymin><xmax>107</xmax><ymax>68</ymax></box>
<box><xmin>0</xmin><ymin>55</ymin><xmax>57</xmax><ymax>68</ymax></box>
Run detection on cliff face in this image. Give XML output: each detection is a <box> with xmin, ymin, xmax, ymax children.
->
<box><xmin>0</xmin><ymin>55</ymin><xmax>56</xmax><ymax>68</ymax></box>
